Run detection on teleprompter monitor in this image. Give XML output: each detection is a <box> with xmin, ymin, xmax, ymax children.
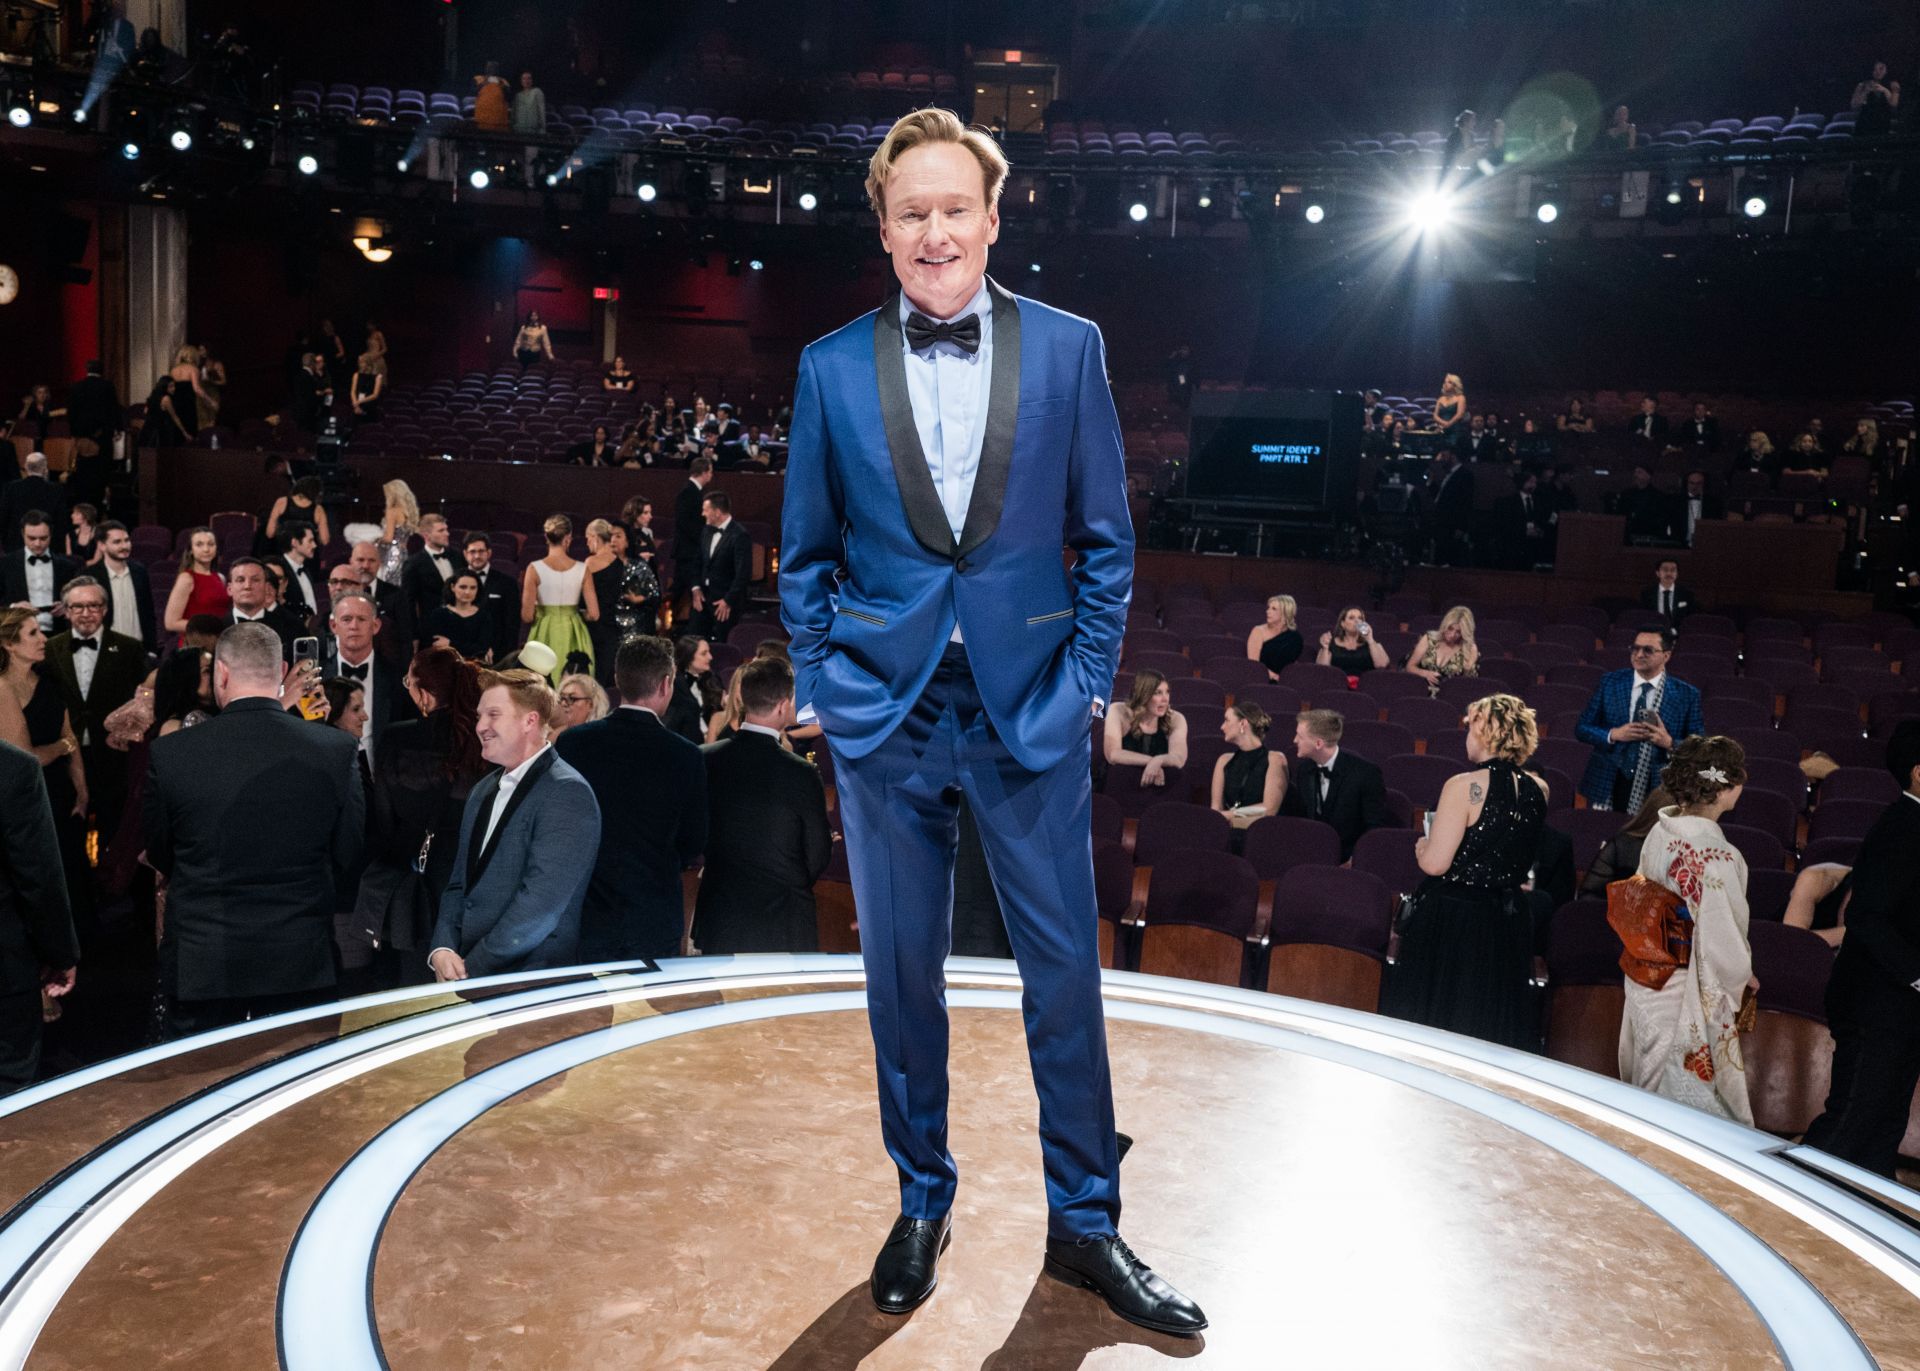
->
<box><xmin>1183</xmin><ymin>390</ymin><xmax>1363</xmax><ymax>515</ymax></box>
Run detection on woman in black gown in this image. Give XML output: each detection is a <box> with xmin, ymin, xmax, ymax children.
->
<box><xmin>583</xmin><ymin>519</ymin><xmax>628</xmax><ymax>688</ymax></box>
<box><xmin>1315</xmin><ymin>606</ymin><xmax>1389</xmax><ymax>681</ymax></box>
<box><xmin>1385</xmin><ymin>692</ymin><xmax>1547</xmax><ymax>1048</ymax></box>
<box><xmin>1211</xmin><ymin>701</ymin><xmax>1287</xmax><ymax>827</ymax></box>
<box><xmin>0</xmin><ymin>609</ymin><xmax>90</xmax><ymax>923</ymax></box>
<box><xmin>424</xmin><ymin>572</ymin><xmax>494</xmax><ymax>661</ymax></box>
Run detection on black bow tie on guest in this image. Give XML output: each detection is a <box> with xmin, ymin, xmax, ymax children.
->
<box><xmin>905</xmin><ymin>311</ymin><xmax>981</xmax><ymax>356</ymax></box>
<box><xmin>73</xmin><ymin>638</ymin><xmax>97</xmax><ymax>652</ymax></box>
<box><xmin>27</xmin><ymin>554</ymin><xmax>49</xmax><ymax>565</ymax></box>
<box><xmin>340</xmin><ymin>661</ymin><xmax>370</xmax><ymax>681</ymax></box>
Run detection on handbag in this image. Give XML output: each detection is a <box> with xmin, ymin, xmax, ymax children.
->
<box><xmin>1605</xmin><ymin>874</ymin><xmax>1692</xmax><ymax>990</ymax></box>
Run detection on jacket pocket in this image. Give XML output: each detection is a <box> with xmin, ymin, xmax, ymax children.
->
<box><xmin>1026</xmin><ymin>608</ymin><xmax>1074</xmax><ymax>625</ymax></box>
<box><xmin>838</xmin><ymin>607</ymin><xmax>887</xmax><ymax>627</ymax></box>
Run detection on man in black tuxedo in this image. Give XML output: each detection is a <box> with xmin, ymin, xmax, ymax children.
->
<box><xmin>694</xmin><ymin>656</ymin><xmax>833</xmax><ymax>954</ymax></box>
<box><xmin>1678</xmin><ymin>470</ymin><xmax>1724</xmax><ymax>548</ymax></box>
<box><xmin>75</xmin><ymin>521</ymin><xmax>156</xmax><ymax>655</ymax></box>
<box><xmin>1</xmin><ymin>512</ymin><xmax>79</xmax><ymax>633</ymax></box>
<box><xmin>45</xmin><ymin>578</ymin><xmax>145</xmax><ymax>843</ymax></box>
<box><xmin>0</xmin><ymin>453</ymin><xmax>69</xmax><ymax>553</ymax></box>
<box><xmin>1460</xmin><ymin>415</ymin><xmax>1504</xmax><ymax>464</ymax></box>
<box><xmin>461</xmin><ymin>531</ymin><xmax>520</xmax><ymax>661</ymax></box>
<box><xmin>400</xmin><ymin>513</ymin><xmax>458</xmax><ymax>647</ymax></box>
<box><xmin>324</xmin><ymin>590</ymin><xmax>416</xmax><ymax>766</ymax></box>
<box><xmin>143</xmin><ymin>623</ymin><xmax>364</xmax><ymax>1039</ymax></box>
<box><xmin>64</xmin><ymin>360</ymin><xmax>122</xmax><ymax>508</ymax></box>
<box><xmin>1805</xmin><ymin>723</ymin><xmax>1920</xmax><ymax>1177</ymax></box>
<box><xmin>224</xmin><ymin>558</ymin><xmax>299</xmax><ymax>656</ymax></box>
<box><xmin>1491</xmin><ymin>470</ymin><xmax>1550</xmax><ymax>570</ymax></box>
<box><xmin>1282</xmin><ymin>709</ymin><xmax>1395</xmax><ymax>860</ymax></box>
<box><xmin>1425</xmin><ymin>449</ymin><xmax>1475</xmax><ymax>566</ymax></box>
<box><xmin>689</xmin><ymin>489</ymin><xmax>753</xmax><ymax>641</ymax></box>
<box><xmin>671</xmin><ymin>456</ymin><xmax>715</xmax><ymax>602</ymax></box>
<box><xmin>1628</xmin><ymin>396</ymin><xmax>1669</xmax><ymax>447</ymax></box>
<box><xmin>273</xmin><ymin>520</ymin><xmax>321</xmax><ymax>621</ymax></box>
<box><xmin>1680</xmin><ymin>402</ymin><xmax>1719</xmax><ymax>454</ymax></box>
<box><xmin>552</xmin><ymin>636</ymin><xmax>708</xmax><ymax>961</ymax></box>
<box><xmin>1638</xmin><ymin>558</ymin><xmax>1695</xmax><ymax>626</ymax></box>
<box><xmin>1615</xmin><ymin>464</ymin><xmax>1676</xmax><ymax>543</ymax></box>
<box><xmin>0</xmin><ymin>740</ymin><xmax>78</xmax><ymax>1091</ymax></box>
<box><xmin>294</xmin><ymin>352</ymin><xmax>334</xmax><ymax>433</ymax></box>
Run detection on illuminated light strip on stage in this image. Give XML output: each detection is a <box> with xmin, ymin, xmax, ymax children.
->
<box><xmin>274</xmin><ymin>986</ymin><xmax>1868</xmax><ymax>1371</ymax></box>
<box><xmin>1086</xmin><ymin>970</ymin><xmax>1920</xmax><ymax>1296</ymax></box>
<box><xmin>0</xmin><ymin>964</ymin><xmax>922</xmax><ymax>1370</ymax></box>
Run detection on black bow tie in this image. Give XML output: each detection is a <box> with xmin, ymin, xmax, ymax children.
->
<box><xmin>73</xmin><ymin>638</ymin><xmax>97</xmax><ymax>652</ymax></box>
<box><xmin>340</xmin><ymin>661</ymin><xmax>370</xmax><ymax>681</ymax></box>
<box><xmin>905</xmin><ymin>311</ymin><xmax>981</xmax><ymax>355</ymax></box>
<box><xmin>27</xmin><ymin>554</ymin><xmax>49</xmax><ymax>565</ymax></box>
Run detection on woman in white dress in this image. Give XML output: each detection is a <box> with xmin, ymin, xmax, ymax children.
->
<box><xmin>1619</xmin><ymin>735</ymin><xmax>1757</xmax><ymax>1124</ymax></box>
<box><xmin>521</xmin><ymin>514</ymin><xmax>598</xmax><ymax>684</ymax></box>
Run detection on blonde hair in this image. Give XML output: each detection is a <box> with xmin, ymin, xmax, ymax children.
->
<box><xmin>1852</xmin><ymin>418</ymin><xmax>1880</xmax><ymax>455</ymax></box>
<box><xmin>1465</xmin><ymin>693</ymin><xmax>1538</xmax><ymax>766</ymax></box>
<box><xmin>1441</xmin><ymin>374</ymin><xmax>1463</xmax><ymax>396</ymax></box>
<box><xmin>0</xmin><ymin>606</ymin><xmax>35</xmax><ymax>671</ymax></box>
<box><xmin>585</xmin><ymin>517</ymin><xmax>614</xmax><ymax>545</ymax></box>
<box><xmin>543</xmin><ymin>514</ymin><xmax>573</xmax><ymax>544</ymax></box>
<box><xmin>383</xmin><ymin>480</ymin><xmax>420</xmax><ymax>527</ymax></box>
<box><xmin>1297</xmin><ymin>708</ymin><xmax>1344</xmax><ymax>745</ymax></box>
<box><xmin>1266</xmin><ymin>595</ymin><xmax>1297</xmax><ymax>630</ymax></box>
<box><xmin>1746</xmin><ymin>431</ymin><xmax>1774</xmax><ymax>457</ymax></box>
<box><xmin>866</xmin><ymin>108</ymin><xmax>1009</xmax><ymax>220</ymax></box>
<box><xmin>1438</xmin><ymin>605</ymin><xmax>1477</xmax><ymax>647</ymax></box>
<box><xmin>558</xmin><ymin>672</ymin><xmax>610</xmax><ymax>721</ymax></box>
<box><xmin>479</xmin><ymin>667</ymin><xmax>558</xmax><ymax>731</ymax></box>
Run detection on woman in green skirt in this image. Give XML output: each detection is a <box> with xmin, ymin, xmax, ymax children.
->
<box><xmin>521</xmin><ymin>513</ymin><xmax>599</xmax><ymax>685</ymax></box>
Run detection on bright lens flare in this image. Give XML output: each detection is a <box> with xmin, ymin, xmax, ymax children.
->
<box><xmin>1405</xmin><ymin>189</ymin><xmax>1455</xmax><ymax>233</ymax></box>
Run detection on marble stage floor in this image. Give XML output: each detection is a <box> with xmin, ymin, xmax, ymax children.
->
<box><xmin>0</xmin><ymin>955</ymin><xmax>1917</xmax><ymax>1369</ymax></box>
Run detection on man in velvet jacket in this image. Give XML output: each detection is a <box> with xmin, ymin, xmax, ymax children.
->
<box><xmin>779</xmin><ymin>109</ymin><xmax>1204</xmax><ymax>1336</ymax></box>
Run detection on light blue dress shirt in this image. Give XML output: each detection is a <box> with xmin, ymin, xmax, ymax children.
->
<box><xmin>900</xmin><ymin>280</ymin><xmax>991</xmax><ymax>644</ymax></box>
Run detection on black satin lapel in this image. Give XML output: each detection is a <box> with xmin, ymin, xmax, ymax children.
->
<box><xmin>873</xmin><ymin>297</ymin><xmax>959</xmax><ymax>560</ymax></box>
<box><xmin>957</xmin><ymin>277</ymin><xmax>1021</xmax><ymax>561</ymax></box>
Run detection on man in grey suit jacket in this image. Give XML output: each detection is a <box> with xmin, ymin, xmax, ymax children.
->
<box><xmin>429</xmin><ymin>669</ymin><xmax>600</xmax><ymax>981</ymax></box>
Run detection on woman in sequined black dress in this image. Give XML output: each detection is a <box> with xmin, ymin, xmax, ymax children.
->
<box><xmin>1385</xmin><ymin>693</ymin><xmax>1548</xmax><ymax>1048</ymax></box>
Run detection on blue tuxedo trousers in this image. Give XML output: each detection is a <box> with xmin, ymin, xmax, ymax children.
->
<box><xmin>831</xmin><ymin>643</ymin><xmax>1120</xmax><ymax>1241</ymax></box>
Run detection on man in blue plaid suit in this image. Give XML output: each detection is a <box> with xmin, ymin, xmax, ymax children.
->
<box><xmin>1573</xmin><ymin>624</ymin><xmax>1705</xmax><ymax>811</ymax></box>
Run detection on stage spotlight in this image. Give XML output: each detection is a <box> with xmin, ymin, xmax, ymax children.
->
<box><xmin>296</xmin><ymin>153</ymin><xmax>320</xmax><ymax>175</ymax></box>
<box><xmin>796</xmin><ymin>185</ymin><xmax>819</xmax><ymax>212</ymax></box>
<box><xmin>1304</xmin><ymin>202</ymin><xmax>1326</xmax><ymax>224</ymax></box>
<box><xmin>1665</xmin><ymin>187</ymin><xmax>1684</xmax><ymax>205</ymax></box>
<box><xmin>748</xmin><ymin>259</ymin><xmax>764</xmax><ymax>272</ymax></box>
<box><xmin>72</xmin><ymin>108</ymin><xmax>87</xmax><ymax>124</ymax></box>
<box><xmin>6</xmin><ymin>105</ymin><xmax>29</xmax><ymax>130</ymax></box>
<box><xmin>121</xmin><ymin>140</ymin><xmax>141</xmax><ymax>161</ymax></box>
<box><xmin>1127</xmin><ymin>201</ymin><xmax>1149</xmax><ymax>223</ymax></box>
<box><xmin>468</xmin><ymin>167</ymin><xmax>491</xmax><ymax>190</ymax></box>
<box><xmin>1742</xmin><ymin>194</ymin><xmax>1767</xmax><ymax>219</ymax></box>
<box><xmin>1405</xmin><ymin>189</ymin><xmax>1454</xmax><ymax>233</ymax></box>
<box><xmin>1196</xmin><ymin>189</ymin><xmax>1213</xmax><ymax>210</ymax></box>
<box><xmin>396</xmin><ymin>157</ymin><xmax>409</xmax><ymax>173</ymax></box>
<box><xmin>636</xmin><ymin>181</ymin><xmax>657</xmax><ymax>202</ymax></box>
<box><xmin>168</xmin><ymin>127</ymin><xmax>193</xmax><ymax>152</ymax></box>
<box><xmin>545</xmin><ymin>172</ymin><xmax>560</xmax><ymax>188</ymax></box>
<box><xmin>1029</xmin><ymin>262</ymin><xmax>1042</xmax><ymax>273</ymax></box>
<box><xmin>1535</xmin><ymin>201</ymin><xmax>1559</xmax><ymax>224</ymax></box>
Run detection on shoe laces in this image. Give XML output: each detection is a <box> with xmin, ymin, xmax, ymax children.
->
<box><xmin>1082</xmin><ymin>1234</ymin><xmax>1142</xmax><ymax>1272</ymax></box>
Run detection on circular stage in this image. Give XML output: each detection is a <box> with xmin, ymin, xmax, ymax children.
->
<box><xmin>1</xmin><ymin>956</ymin><xmax>1918</xmax><ymax>1369</ymax></box>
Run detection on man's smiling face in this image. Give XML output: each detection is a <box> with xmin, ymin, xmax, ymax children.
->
<box><xmin>878</xmin><ymin>140</ymin><xmax>1000</xmax><ymax>320</ymax></box>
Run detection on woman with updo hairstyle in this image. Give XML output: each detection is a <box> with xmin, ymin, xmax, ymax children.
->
<box><xmin>1212</xmin><ymin>701</ymin><xmax>1287</xmax><ymax>826</ymax></box>
<box><xmin>349</xmin><ymin>647</ymin><xmax>489</xmax><ymax>990</ymax></box>
<box><xmin>1384</xmin><ymin>693</ymin><xmax>1549</xmax><ymax>1047</ymax></box>
<box><xmin>1620</xmin><ymin>734</ymin><xmax>1757</xmax><ymax>1124</ymax></box>
<box><xmin>520</xmin><ymin>513</ymin><xmax>598</xmax><ymax>685</ymax></box>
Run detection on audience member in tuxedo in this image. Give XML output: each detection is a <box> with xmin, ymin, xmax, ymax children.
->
<box><xmin>1</xmin><ymin>512</ymin><xmax>78</xmax><ymax>633</ymax></box>
<box><xmin>1572</xmin><ymin>624</ymin><xmax>1705</xmax><ymax>810</ymax></box>
<box><xmin>64</xmin><ymin>360</ymin><xmax>121</xmax><ymax>506</ymax></box>
<box><xmin>0</xmin><ymin>453</ymin><xmax>69</xmax><ymax>553</ymax></box>
<box><xmin>274</xmin><ymin>521</ymin><xmax>321</xmax><ymax>620</ymax></box>
<box><xmin>75</xmin><ymin>523</ymin><xmax>155</xmax><ymax>656</ymax></box>
<box><xmin>1639</xmin><ymin>559</ymin><xmax>1695</xmax><ymax>625</ymax></box>
<box><xmin>554</xmin><ymin>638</ymin><xmax>707</xmax><ymax>962</ymax></box>
<box><xmin>293</xmin><ymin>352</ymin><xmax>334</xmax><ymax>434</ymax></box>
<box><xmin>144</xmin><ymin>623</ymin><xmax>364</xmax><ymax>1039</ymax></box>
<box><xmin>693</xmin><ymin>656</ymin><xmax>831</xmax><ymax>954</ymax></box>
<box><xmin>688</xmin><ymin>490</ymin><xmax>753</xmax><ymax>642</ymax></box>
<box><xmin>663</xmin><ymin>634</ymin><xmax>719</xmax><ymax>745</ymax></box>
<box><xmin>424</xmin><ymin>571</ymin><xmax>495</xmax><ymax>662</ymax></box>
<box><xmin>324</xmin><ymin>591</ymin><xmax>417</xmax><ymax>764</ymax></box>
<box><xmin>671</xmin><ymin>456</ymin><xmax>715</xmax><ymax>603</ymax></box>
<box><xmin>1460</xmin><ymin>415</ymin><xmax>1504</xmax><ymax>463</ymax></box>
<box><xmin>552</xmin><ymin>673</ymin><xmax>610</xmax><ymax>740</ymax></box>
<box><xmin>461</xmin><ymin>531</ymin><xmax>520</xmax><ymax>661</ymax></box>
<box><xmin>1615</xmin><ymin>464</ymin><xmax>1675</xmax><ymax>543</ymax></box>
<box><xmin>350</xmin><ymin>649</ymin><xmax>486</xmax><ymax>992</ymax></box>
<box><xmin>1730</xmin><ymin>430</ymin><xmax>1779</xmax><ymax>485</ymax></box>
<box><xmin>45</xmin><ymin>578</ymin><xmax>143</xmax><ymax>844</ymax></box>
<box><xmin>1804</xmin><ymin>723</ymin><xmax>1920</xmax><ymax>1176</ymax></box>
<box><xmin>1492</xmin><ymin>470</ymin><xmax>1550</xmax><ymax>569</ymax></box>
<box><xmin>223</xmin><ymin>558</ymin><xmax>298</xmax><ymax>655</ymax></box>
<box><xmin>0</xmin><ymin>738</ymin><xmax>77</xmax><ymax>1093</ymax></box>
<box><xmin>430</xmin><ymin>669</ymin><xmax>600</xmax><ymax>980</ymax></box>
<box><xmin>400</xmin><ymin>514</ymin><xmax>458</xmax><ymax>647</ymax></box>
<box><xmin>0</xmin><ymin>608</ymin><xmax>89</xmax><ymax>929</ymax></box>
<box><xmin>1628</xmin><ymin>396</ymin><xmax>1669</xmax><ymax>447</ymax></box>
<box><xmin>1281</xmin><ymin>708</ymin><xmax>1394</xmax><ymax>860</ymax></box>
<box><xmin>1679</xmin><ymin>471</ymin><xmax>1724</xmax><ymax>547</ymax></box>
<box><xmin>1426</xmin><ymin>448</ymin><xmax>1475</xmax><ymax>565</ymax></box>
<box><xmin>1681</xmin><ymin>403</ymin><xmax>1720</xmax><ymax>453</ymax></box>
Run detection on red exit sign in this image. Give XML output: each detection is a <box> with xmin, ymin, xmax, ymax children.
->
<box><xmin>592</xmin><ymin>286</ymin><xmax>619</xmax><ymax>301</ymax></box>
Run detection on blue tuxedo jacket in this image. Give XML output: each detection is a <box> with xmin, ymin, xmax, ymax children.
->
<box><xmin>1573</xmin><ymin>669</ymin><xmax>1705</xmax><ymax>806</ymax></box>
<box><xmin>779</xmin><ymin>277</ymin><xmax>1134</xmax><ymax>773</ymax></box>
<box><xmin>431</xmin><ymin>749</ymin><xmax>601</xmax><ymax>977</ymax></box>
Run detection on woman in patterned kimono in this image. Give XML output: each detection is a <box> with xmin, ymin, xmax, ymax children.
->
<box><xmin>1619</xmin><ymin>735</ymin><xmax>1757</xmax><ymax>1123</ymax></box>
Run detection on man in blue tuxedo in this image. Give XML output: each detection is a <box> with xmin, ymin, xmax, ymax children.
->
<box><xmin>1573</xmin><ymin>624</ymin><xmax>1705</xmax><ymax>810</ymax></box>
<box><xmin>429</xmin><ymin>669</ymin><xmax>599</xmax><ymax>981</ymax></box>
<box><xmin>780</xmin><ymin>109</ymin><xmax>1205</xmax><ymax>1336</ymax></box>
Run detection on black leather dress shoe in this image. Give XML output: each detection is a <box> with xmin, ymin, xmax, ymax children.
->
<box><xmin>870</xmin><ymin>1213</ymin><xmax>952</xmax><ymax>1314</ymax></box>
<box><xmin>1044</xmin><ymin>1233</ymin><xmax>1208</xmax><ymax>1336</ymax></box>
<box><xmin>1116</xmin><ymin>1131</ymin><xmax>1133</xmax><ymax>1162</ymax></box>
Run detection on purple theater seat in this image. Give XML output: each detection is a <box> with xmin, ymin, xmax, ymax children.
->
<box><xmin>1548</xmin><ymin>810</ymin><xmax>1624</xmax><ymax>879</ymax></box>
<box><xmin>1546</xmin><ymin>663</ymin><xmax>1607</xmax><ymax>692</ymax></box>
<box><xmin>1137</xmin><ymin>852</ymin><xmax>1261</xmax><ymax>986</ymax></box>
<box><xmin>1808</xmin><ymin>799</ymin><xmax>1888</xmax><ymax>846</ymax></box>
<box><xmin>1269</xmin><ymin>867</ymin><xmax>1394</xmax><ymax>958</ymax></box>
<box><xmin>1381</xmin><ymin>754</ymin><xmax>1467</xmax><ymax>812</ymax></box>
<box><xmin>1240</xmin><ymin>815</ymin><xmax>1341</xmax><ymax>882</ymax></box>
<box><xmin>1340</xmin><ymin>720</ymin><xmax>1415</xmax><ymax>764</ymax></box>
<box><xmin>1726</xmin><ymin>788</ymin><xmax>1798</xmax><ymax>846</ymax></box>
<box><xmin>1740</xmin><ymin>757</ymin><xmax>1809</xmax><ymax>811</ymax></box>
<box><xmin>1747</xmin><ymin>867</ymin><xmax>1798</xmax><ymax>923</ymax></box>
<box><xmin>1749</xmin><ymin>921</ymin><xmax>1832</xmax><ymax>1019</ymax></box>
<box><xmin>1722</xmin><ymin>822</ymin><xmax>1787</xmax><ymax>872</ymax></box>
<box><xmin>1134</xmin><ymin>802</ymin><xmax>1233</xmax><ymax>867</ymax></box>
<box><xmin>1526</xmin><ymin>684</ymin><xmax>1593</xmax><ymax>720</ymax></box>
<box><xmin>1817</xmin><ymin>767</ymin><xmax>1899</xmax><ymax>807</ymax></box>
<box><xmin>1350</xmin><ymin>827</ymin><xmax>1424</xmax><ymax>901</ymax></box>
<box><xmin>1384</xmin><ymin>696</ymin><xmax>1464</xmax><ymax>743</ymax></box>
